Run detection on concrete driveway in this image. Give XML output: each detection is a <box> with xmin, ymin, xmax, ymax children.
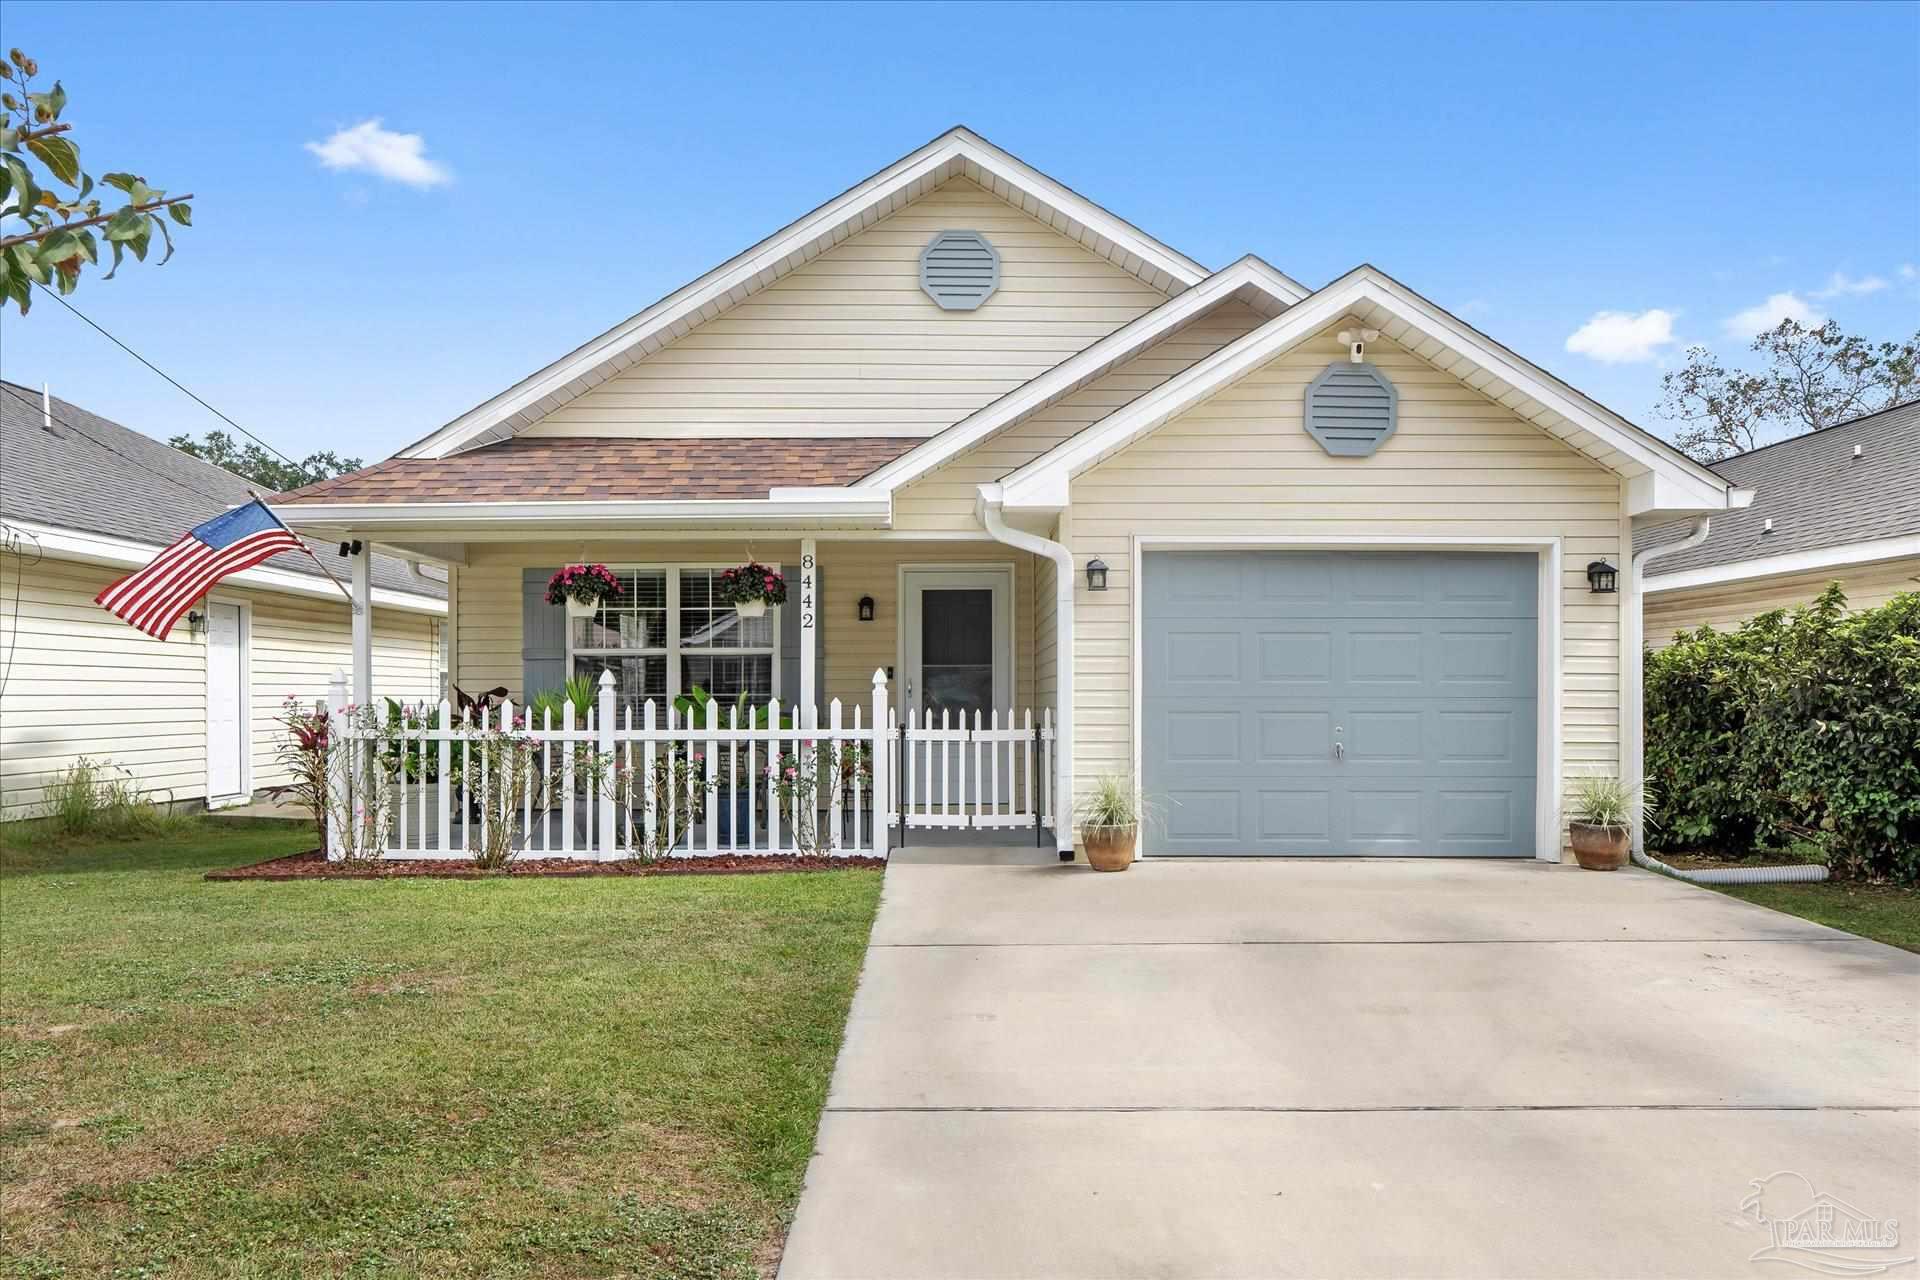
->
<box><xmin>780</xmin><ymin>850</ymin><xmax>1920</xmax><ymax>1279</ymax></box>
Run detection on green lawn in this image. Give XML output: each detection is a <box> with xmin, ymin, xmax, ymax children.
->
<box><xmin>0</xmin><ymin>820</ymin><xmax>883</xmax><ymax>1278</ymax></box>
<box><xmin>1711</xmin><ymin>879</ymin><xmax>1920</xmax><ymax>953</ymax></box>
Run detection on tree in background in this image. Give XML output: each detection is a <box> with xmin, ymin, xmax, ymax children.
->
<box><xmin>168</xmin><ymin>429</ymin><xmax>363</xmax><ymax>492</ymax></box>
<box><xmin>1659</xmin><ymin>318</ymin><xmax>1919</xmax><ymax>461</ymax></box>
<box><xmin>0</xmin><ymin>48</ymin><xmax>192</xmax><ymax>314</ymax></box>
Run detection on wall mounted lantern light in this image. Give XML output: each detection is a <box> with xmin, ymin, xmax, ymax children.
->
<box><xmin>857</xmin><ymin>595</ymin><xmax>875</xmax><ymax>622</ymax></box>
<box><xmin>1586</xmin><ymin>559</ymin><xmax>1618</xmax><ymax>594</ymax></box>
<box><xmin>185</xmin><ymin>610</ymin><xmax>208</xmax><ymax>637</ymax></box>
<box><xmin>1085</xmin><ymin>558</ymin><xmax>1109</xmax><ymax>592</ymax></box>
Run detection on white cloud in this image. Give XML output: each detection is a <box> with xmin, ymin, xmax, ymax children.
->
<box><xmin>1812</xmin><ymin>271</ymin><xmax>1889</xmax><ymax>298</ymax></box>
<box><xmin>304</xmin><ymin>119</ymin><xmax>451</xmax><ymax>188</ymax></box>
<box><xmin>1900</xmin><ymin>263</ymin><xmax>1917</xmax><ymax>282</ymax></box>
<box><xmin>1724</xmin><ymin>292</ymin><xmax>1822</xmax><ymax>337</ymax></box>
<box><xmin>1564</xmin><ymin>308</ymin><xmax>1678</xmax><ymax>364</ymax></box>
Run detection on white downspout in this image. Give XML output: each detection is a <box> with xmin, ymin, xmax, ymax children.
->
<box><xmin>1626</xmin><ymin>515</ymin><xmax>1826</xmax><ymax>884</ymax></box>
<box><xmin>978</xmin><ymin>491</ymin><xmax>1075</xmax><ymax>859</ymax></box>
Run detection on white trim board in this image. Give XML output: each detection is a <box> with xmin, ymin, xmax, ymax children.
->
<box><xmin>272</xmin><ymin>494</ymin><xmax>894</xmax><ymax>534</ymax></box>
<box><xmin>401</xmin><ymin>126</ymin><xmax>1223</xmax><ymax>461</ymax></box>
<box><xmin>1127</xmin><ymin>535</ymin><xmax>1565</xmax><ymax>861</ymax></box>
<box><xmin>999</xmin><ymin>266</ymin><xmax>1738</xmax><ymax>519</ymax></box>
<box><xmin>1640</xmin><ymin>534</ymin><xmax>1920</xmax><ymax>594</ymax></box>
<box><xmin>9</xmin><ymin>518</ymin><xmax>446</xmax><ymax>615</ymax></box>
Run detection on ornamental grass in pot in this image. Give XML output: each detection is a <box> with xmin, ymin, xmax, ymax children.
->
<box><xmin>1077</xmin><ymin>774</ymin><xmax>1152</xmax><ymax>872</ymax></box>
<box><xmin>1567</xmin><ymin>775</ymin><xmax>1655</xmax><ymax>871</ymax></box>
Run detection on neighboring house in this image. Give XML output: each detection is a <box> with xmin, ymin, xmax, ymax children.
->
<box><xmin>1640</xmin><ymin>400</ymin><xmax>1920</xmax><ymax>647</ymax></box>
<box><xmin>271</xmin><ymin>127</ymin><xmax>1747</xmax><ymax>860</ymax></box>
<box><xmin>0</xmin><ymin>381</ymin><xmax>447</xmax><ymax>819</ymax></box>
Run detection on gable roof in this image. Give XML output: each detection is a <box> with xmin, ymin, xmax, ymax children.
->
<box><xmin>989</xmin><ymin>265</ymin><xmax>1743</xmax><ymax>517</ymax></box>
<box><xmin>278</xmin><ymin>436</ymin><xmax>919</xmax><ymax>504</ymax></box>
<box><xmin>842</xmin><ymin>255</ymin><xmax>1307</xmax><ymax>496</ymax></box>
<box><xmin>1640</xmin><ymin>398</ymin><xmax>1920</xmax><ymax>582</ymax></box>
<box><xmin>401</xmin><ymin>126</ymin><xmax>1218</xmax><ymax>462</ymax></box>
<box><xmin>0</xmin><ymin>380</ymin><xmax>443</xmax><ymax>605</ymax></box>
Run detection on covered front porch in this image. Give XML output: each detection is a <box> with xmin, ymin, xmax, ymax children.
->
<box><xmin>315</xmin><ymin>532</ymin><xmax>1064</xmax><ymax>860</ymax></box>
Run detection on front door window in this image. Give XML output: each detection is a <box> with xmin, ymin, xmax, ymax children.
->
<box><xmin>921</xmin><ymin>588</ymin><xmax>995</xmax><ymax>719</ymax></box>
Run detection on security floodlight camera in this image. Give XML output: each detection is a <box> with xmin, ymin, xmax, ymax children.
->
<box><xmin>1337</xmin><ymin>327</ymin><xmax>1380</xmax><ymax>363</ymax></box>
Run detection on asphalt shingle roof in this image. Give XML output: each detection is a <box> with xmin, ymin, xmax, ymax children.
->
<box><xmin>274</xmin><ymin>435</ymin><xmax>920</xmax><ymax>504</ymax></box>
<box><xmin>0</xmin><ymin>379</ymin><xmax>443</xmax><ymax>601</ymax></box>
<box><xmin>1639</xmin><ymin>400</ymin><xmax>1920</xmax><ymax>577</ymax></box>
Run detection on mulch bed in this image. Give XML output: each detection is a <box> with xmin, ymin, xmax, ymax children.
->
<box><xmin>207</xmin><ymin>849</ymin><xmax>886</xmax><ymax>881</ymax></box>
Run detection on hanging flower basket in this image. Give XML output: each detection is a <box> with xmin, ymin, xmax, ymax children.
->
<box><xmin>716</xmin><ymin>561</ymin><xmax>786</xmax><ymax>619</ymax></box>
<box><xmin>546</xmin><ymin>564</ymin><xmax>620</xmax><ymax>619</ymax></box>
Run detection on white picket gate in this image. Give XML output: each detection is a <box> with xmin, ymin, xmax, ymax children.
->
<box><xmin>324</xmin><ymin>667</ymin><xmax>890</xmax><ymax>861</ymax></box>
<box><xmin>888</xmin><ymin>707</ymin><xmax>1055</xmax><ymax>835</ymax></box>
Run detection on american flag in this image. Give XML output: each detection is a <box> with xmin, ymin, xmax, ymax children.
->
<box><xmin>95</xmin><ymin>499</ymin><xmax>307</xmax><ymax>639</ymax></box>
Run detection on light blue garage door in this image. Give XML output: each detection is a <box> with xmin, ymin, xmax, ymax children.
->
<box><xmin>1142</xmin><ymin>551</ymin><xmax>1538</xmax><ymax>856</ymax></box>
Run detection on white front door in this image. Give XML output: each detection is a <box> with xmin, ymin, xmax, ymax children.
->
<box><xmin>206</xmin><ymin>602</ymin><xmax>246</xmax><ymax>803</ymax></box>
<box><xmin>901</xmin><ymin>568</ymin><xmax>1012</xmax><ymax>806</ymax></box>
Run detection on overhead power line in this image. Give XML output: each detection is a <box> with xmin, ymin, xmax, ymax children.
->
<box><xmin>30</xmin><ymin>281</ymin><xmax>306</xmax><ymax>472</ymax></box>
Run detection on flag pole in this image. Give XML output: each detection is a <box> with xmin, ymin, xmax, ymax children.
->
<box><xmin>248</xmin><ymin>491</ymin><xmax>361</xmax><ymax>614</ymax></box>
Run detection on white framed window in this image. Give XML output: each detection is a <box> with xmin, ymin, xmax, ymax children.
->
<box><xmin>567</xmin><ymin>565</ymin><xmax>780</xmax><ymax>715</ymax></box>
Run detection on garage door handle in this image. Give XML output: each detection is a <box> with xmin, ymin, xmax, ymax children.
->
<box><xmin>1333</xmin><ymin>741</ymin><xmax>1345</xmax><ymax>761</ymax></box>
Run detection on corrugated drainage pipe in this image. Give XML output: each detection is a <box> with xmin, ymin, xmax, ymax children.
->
<box><xmin>1630</xmin><ymin>848</ymin><xmax>1829</xmax><ymax>884</ymax></box>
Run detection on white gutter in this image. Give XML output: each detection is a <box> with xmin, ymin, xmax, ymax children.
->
<box><xmin>1625</xmin><ymin>517</ymin><xmax>1711</xmax><ymax>856</ymax></box>
<box><xmin>977</xmin><ymin>487</ymin><xmax>1075</xmax><ymax>859</ymax></box>
<box><xmin>5</xmin><ymin>518</ymin><xmax>446</xmax><ymax>615</ymax></box>
<box><xmin>267</xmin><ymin>494</ymin><xmax>893</xmax><ymax>529</ymax></box>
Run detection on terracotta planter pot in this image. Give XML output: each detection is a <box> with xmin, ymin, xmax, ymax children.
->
<box><xmin>1569</xmin><ymin>821</ymin><xmax>1629</xmax><ymax>871</ymax></box>
<box><xmin>1082</xmin><ymin>825</ymin><xmax>1136</xmax><ymax>872</ymax></box>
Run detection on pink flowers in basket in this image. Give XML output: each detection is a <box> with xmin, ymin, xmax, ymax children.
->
<box><xmin>715</xmin><ymin>561</ymin><xmax>787</xmax><ymax>609</ymax></box>
<box><xmin>545</xmin><ymin>564</ymin><xmax>620</xmax><ymax>608</ymax></box>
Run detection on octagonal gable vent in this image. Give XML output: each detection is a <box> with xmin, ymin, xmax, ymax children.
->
<box><xmin>1304</xmin><ymin>362</ymin><xmax>1398</xmax><ymax>457</ymax></box>
<box><xmin>919</xmin><ymin>230</ymin><xmax>1000</xmax><ymax>311</ymax></box>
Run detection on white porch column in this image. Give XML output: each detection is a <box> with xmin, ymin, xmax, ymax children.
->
<box><xmin>350</xmin><ymin>538</ymin><xmax>372</xmax><ymax>706</ymax></box>
<box><xmin>798</xmin><ymin>538</ymin><xmax>817</xmax><ymax>715</ymax></box>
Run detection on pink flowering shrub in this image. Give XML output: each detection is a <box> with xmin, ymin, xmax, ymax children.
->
<box><xmin>544</xmin><ymin>563</ymin><xmax>620</xmax><ymax>608</ymax></box>
<box><xmin>715</xmin><ymin>561</ymin><xmax>787</xmax><ymax>608</ymax></box>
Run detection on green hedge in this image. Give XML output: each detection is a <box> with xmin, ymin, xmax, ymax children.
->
<box><xmin>1645</xmin><ymin>585</ymin><xmax>1920</xmax><ymax>882</ymax></box>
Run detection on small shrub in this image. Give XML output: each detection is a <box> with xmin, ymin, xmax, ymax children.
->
<box><xmin>1567</xmin><ymin>775</ymin><xmax>1656</xmax><ymax>831</ymax></box>
<box><xmin>1646</xmin><ymin>585</ymin><xmax>1920</xmax><ymax>881</ymax></box>
<box><xmin>38</xmin><ymin>757</ymin><xmax>187</xmax><ymax>840</ymax></box>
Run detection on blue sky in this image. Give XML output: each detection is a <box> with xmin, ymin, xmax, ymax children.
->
<box><xmin>1</xmin><ymin>0</ymin><xmax>1915</xmax><ymax>464</ymax></box>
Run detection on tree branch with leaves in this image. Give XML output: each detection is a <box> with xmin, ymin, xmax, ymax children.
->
<box><xmin>0</xmin><ymin>47</ymin><xmax>193</xmax><ymax>313</ymax></box>
<box><xmin>1658</xmin><ymin>318</ymin><xmax>1919</xmax><ymax>462</ymax></box>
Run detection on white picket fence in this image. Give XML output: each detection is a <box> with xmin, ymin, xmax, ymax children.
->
<box><xmin>891</xmin><ymin>707</ymin><xmax>1055</xmax><ymax>832</ymax></box>
<box><xmin>323</xmin><ymin>668</ymin><xmax>1056</xmax><ymax>861</ymax></box>
<box><xmin>326</xmin><ymin>668</ymin><xmax>890</xmax><ymax>861</ymax></box>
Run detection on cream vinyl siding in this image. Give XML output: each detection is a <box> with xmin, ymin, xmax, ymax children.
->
<box><xmin>1066</xmin><ymin>323</ymin><xmax>1625</xmax><ymax>820</ymax></box>
<box><xmin>1644</xmin><ymin>556</ymin><xmax>1920</xmax><ymax>648</ymax></box>
<box><xmin>0</xmin><ymin>553</ymin><xmax>438</xmax><ymax>818</ymax></box>
<box><xmin>246</xmin><ymin>592</ymin><xmax>440</xmax><ymax>791</ymax></box>
<box><xmin>893</xmin><ymin>302</ymin><xmax>1269</xmax><ymax>531</ymax></box>
<box><xmin>519</xmin><ymin>179</ymin><xmax>1171</xmax><ymax>441</ymax></box>
<box><xmin>452</xmin><ymin>539</ymin><xmax>1037</xmax><ymax>716</ymax></box>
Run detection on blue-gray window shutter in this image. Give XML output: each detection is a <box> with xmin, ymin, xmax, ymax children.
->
<box><xmin>521</xmin><ymin>567</ymin><xmax>566</xmax><ymax>700</ymax></box>
<box><xmin>919</xmin><ymin>231</ymin><xmax>1000</xmax><ymax>311</ymax></box>
<box><xmin>1304</xmin><ymin>362</ymin><xmax>1398</xmax><ymax>457</ymax></box>
<box><xmin>776</xmin><ymin>563</ymin><xmax>824</xmax><ymax>714</ymax></box>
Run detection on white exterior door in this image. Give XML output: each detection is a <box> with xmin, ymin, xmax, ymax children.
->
<box><xmin>205</xmin><ymin>602</ymin><xmax>246</xmax><ymax>803</ymax></box>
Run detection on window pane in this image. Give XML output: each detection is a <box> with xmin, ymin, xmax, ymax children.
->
<box><xmin>679</xmin><ymin>570</ymin><xmax>711</xmax><ymax>609</ymax></box>
<box><xmin>923</xmin><ymin>589</ymin><xmax>993</xmax><ymax>665</ymax></box>
<box><xmin>574</xmin><ymin>569</ymin><xmax>666</xmax><ymax>651</ymax></box>
<box><xmin>683</xmin><ymin>654</ymin><xmax>773</xmax><ymax>704</ymax></box>
<box><xmin>574</xmin><ymin>654</ymin><xmax>666</xmax><ymax>715</ymax></box>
